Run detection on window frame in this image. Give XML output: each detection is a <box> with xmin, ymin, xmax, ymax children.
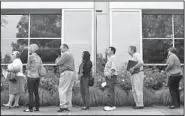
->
<box><xmin>1</xmin><ymin>10</ymin><xmax>63</xmax><ymax>66</ymax></box>
<box><xmin>142</xmin><ymin>10</ymin><xmax>184</xmax><ymax>66</ymax></box>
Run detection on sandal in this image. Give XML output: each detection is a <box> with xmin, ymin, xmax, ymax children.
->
<box><xmin>3</xmin><ymin>104</ymin><xmax>12</xmax><ymax>109</ymax></box>
<box><xmin>12</xmin><ymin>105</ymin><xmax>19</xmax><ymax>108</ymax></box>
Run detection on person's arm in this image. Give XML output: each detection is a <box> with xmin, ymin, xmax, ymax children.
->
<box><xmin>78</xmin><ymin>63</ymin><xmax>82</xmax><ymax>74</ymax></box>
<box><xmin>129</xmin><ymin>53</ymin><xmax>144</xmax><ymax>73</ymax></box>
<box><xmin>55</xmin><ymin>55</ymin><xmax>61</xmax><ymax>64</ymax></box>
<box><xmin>110</xmin><ymin>57</ymin><xmax>116</xmax><ymax>76</ymax></box>
<box><xmin>165</xmin><ymin>55</ymin><xmax>175</xmax><ymax>72</ymax></box>
<box><xmin>132</xmin><ymin>53</ymin><xmax>144</xmax><ymax>70</ymax></box>
<box><xmin>27</xmin><ymin>55</ymin><xmax>34</xmax><ymax>70</ymax></box>
<box><xmin>55</xmin><ymin>53</ymin><xmax>68</xmax><ymax>65</ymax></box>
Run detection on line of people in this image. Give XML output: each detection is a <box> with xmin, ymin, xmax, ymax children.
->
<box><xmin>2</xmin><ymin>43</ymin><xmax>183</xmax><ymax>112</ymax></box>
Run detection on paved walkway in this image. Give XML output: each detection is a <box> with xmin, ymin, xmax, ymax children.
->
<box><xmin>1</xmin><ymin>105</ymin><xmax>184</xmax><ymax>115</ymax></box>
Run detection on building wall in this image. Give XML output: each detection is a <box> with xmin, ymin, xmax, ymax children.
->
<box><xmin>1</xmin><ymin>1</ymin><xmax>184</xmax><ymax>73</ymax></box>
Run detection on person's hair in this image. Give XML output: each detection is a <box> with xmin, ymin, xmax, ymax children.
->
<box><xmin>30</xmin><ymin>44</ymin><xmax>39</xmax><ymax>53</ymax></box>
<box><xmin>13</xmin><ymin>51</ymin><xmax>21</xmax><ymax>58</ymax></box>
<box><xmin>129</xmin><ymin>46</ymin><xmax>137</xmax><ymax>53</ymax></box>
<box><xmin>168</xmin><ymin>47</ymin><xmax>178</xmax><ymax>54</ymax></box>
<box><xmin>83</xmin><ymin>51</ymin><xmax>90</xmax><ymax>61</ymax></box>
<box><xmin>109</xmin><ymin>46</ymin><xmax>116</xmax><ymax>54</ymax></box>
<box><xmin>62</xmin><ymin>44</ymin><xmax>69</xmax><ymax>49</ymax></box>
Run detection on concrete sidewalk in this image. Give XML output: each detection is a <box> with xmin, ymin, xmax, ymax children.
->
<box><xmin>1</xmin><ymin>105</ymin><xmax>184</xmax><ymax>115</ymax></box>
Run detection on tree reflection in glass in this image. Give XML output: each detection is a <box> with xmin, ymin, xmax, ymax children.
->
<box><xmin>143</xmin><ymin>39</ymin><xmax>173</xmax><ymax>63</ymax></box>
<box><xmin>30</xmin><ymin>39</ymin><xmax>61</xmax><ymax>64</ymax></box>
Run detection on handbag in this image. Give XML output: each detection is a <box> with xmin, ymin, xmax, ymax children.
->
<box><xmin>89</xmin><ymin>77</ymin><xmax>94</xmax><ymax>86</ymax></box>
<box><xmin>88</xmin><ymin>71</ymin><xmax>94</xmax><ymax>86</ymax></box>
<box><xmin>7</xmin><ymin>71</ymin><xmax>17</xmax><ymax>83</ymax></box>
<box><xmin>38</xmin><ymin>65</ymin><xmax>47</xmax><ymax>77</ymax></box>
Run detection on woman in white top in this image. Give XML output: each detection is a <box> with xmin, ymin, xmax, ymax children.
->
<box><xmin>2</xmin><ymin>51</ymin><xmax>26</xmax><ymax>109</ymax></box>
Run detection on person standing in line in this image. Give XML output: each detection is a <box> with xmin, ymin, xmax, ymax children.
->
<box><xmin>3</xmin><ymin>51</ymin><xmax>26</xmax><ymax>109</ymax></box>
<box><xmin>78</xmin><ymin>51</ymin><xmax>92</xmax><ymax>110</ymax></box>
<box><xmin>128</xmin><ymin>46</ymin><xmax>144</xmax><ymax>109</ymax></box>
<box><xmin>24</xmin><ymin>44</ymin><xmax>43</xmax><ymax>112</ymax></box>
<box><xmin>55</xmin><ymin>44</ymin><xmax>76</xmax><ymax>112</ymax></box>
<box><xmin>103</xmin><ymin>47</ymin><xmax>117</xmax><ymax>111</ymax></box>
<box><xmin>165</xmin><ymin>47</ymin><xmax>183</xmax><ymax>109</ymax></box>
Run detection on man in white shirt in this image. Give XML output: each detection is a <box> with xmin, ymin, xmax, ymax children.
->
<box><xmin>103</xmin><ymin>47</ymin><xmax>117</xmax><ymax>111</ymax></box>
<box><xmin>128</xmin><ymin>46</ymin><xmax>144</xmax><ymax>109</ymax></box>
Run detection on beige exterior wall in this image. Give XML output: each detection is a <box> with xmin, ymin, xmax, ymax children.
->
<box><xmin>1</xmin><ymin>1</ymin><xmax>183</xmax><ymax>72</ymax></box>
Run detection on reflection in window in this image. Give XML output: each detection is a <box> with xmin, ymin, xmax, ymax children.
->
<box><xmin>30</xmin><ymin>39</ymin><xmax>61</xmax><ymax>63</ymax></box>
<box><xmin>30</xmin><ymin>15</ymin><xmax>61</xmax><ymax>38</ymax></box>
<box><xmin>1</xmin><ymin>15</ymin><xmax>29</xmax><ymax>38</ymax></box>
<box><xmin>143</xmin><ymin>39</ymin><xmax>173</xmax><ymax>63</ymax></box>
<box><xmin>175</xmin><ymin>39</ymin><xmax>184</xmax><ymax>63</ymax></box>
<box><xmin>174</xmin><ymin>15</ymin><xmax>184</xmax><ymax>38</ymax></box>
<box><xmin>1</xmin><ymin>39</ymin><xmax>28</xmax><ymax>64</ymax></box>
<box><xmin>142</xmin><ymin>15</ymin><xmax>172</xmax><ymax>38</ymax></box>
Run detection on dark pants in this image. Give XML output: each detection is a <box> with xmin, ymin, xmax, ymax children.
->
<box><xmin>80</xmin><ymin>76</ymin><xmax>90</xmax><ymax>107</ymax></box>
<box><xmin>168</xmin><ymin>75</ymin><xmax>182</xmax><ymax>107</ymax></box>
<box><xmin>106</xmin><ymin>75</ymin><xmax>117</xmax><ymax>107</ymax></box>
<box><xmin>27</xmin><ymin>78</ymin><xmax>40</xmax><ymax>110</ymax></box>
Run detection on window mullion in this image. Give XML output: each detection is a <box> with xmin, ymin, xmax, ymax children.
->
<box><xmin>28</xmin><ymin>13</ymin><xmax>31</xmax><ymax>62</ymax></box>
<box><xmin>172</xmin><ymin>14</ymin><xmax>175</xmax><ymax>47</ymax></box>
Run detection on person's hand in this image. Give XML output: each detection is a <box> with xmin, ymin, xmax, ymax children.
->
<box><xmin>102</xmin><ymin>77</ymin><xmax>106</xmax><ymax>82</ymax></box>
<box><xmin>164</xmin><ymin>68</ymin><xmax>168</xmax><ymax>72</ymax></box>
<box><xmin>126</xmin><ymin>71</ymin><xmax>131</xmax><ymax>75</ymax></box>
<box><xmin>2</xmin><ymin>68</ymin><xmax>7</xmax><ymax>78</ymax></box>
<box><xmin>161</xmin><ymin>70</ymin><xmax>167</xmax><ymax>74</ymax></box>
<box><xmin>110</xmin><ymin>72</ymin><xmax>113</xmax><ymax>76</ymax></box>
<box><xmin>55</xmin><ymin>55</ymin><xmax>60</xmax><ymax>62</ymax></box>
<box><xmin>57</xmin><ymin>56</ymin><xmax>60</xmax><ymax>59</ymax></box>
<box><xmin>78</xmin><ymin>74</ymin><xmax>83</xmax><ymax>80</ymax></box>
<box><xmin>129</xmin><ymin>68</ymin><xmax>134</xmax><ymax>74</ymax></box>
<box><xmin>107</xmin><ymin>76</ymin><xmax>111</xmax><ymax>79</ymax></box>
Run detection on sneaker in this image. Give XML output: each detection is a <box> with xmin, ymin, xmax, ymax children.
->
<box><xmin>81</xmin><ymin>107</ymin><xmax>90</xmax><ymax>110</ymax></box>
<box><xmin>23</xmin><ymin>109</ymin><xmax>33</xmax><ymax>112</ymax></box>
<box><xmin>103</xmin><ymin>106</ymin><xmax>116</xmax><ymax>111</ymax></box>
<box><xmin>133</xmin><ymin>106</ymin><xmax>144</xmax><ymax>109</ymax></box>
<box><xmin>57</xmin><ymin>108</ymin><xmax>70</xmax><ymax>112</ymax></box>
<box><xmin>168</xmin><ymin>105</ymin><xmax>180</xmax><ymax>109</ymax></box>
<box><xmin>34</xmin><ymin>108</ymin><xmax>40</xmax><ymax>111</ymax></box>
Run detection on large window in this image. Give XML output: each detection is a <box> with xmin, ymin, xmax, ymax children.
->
<box><xmin>1</xmin><ymin>13</ymin><xmax>62</xmax><ymax>64</ymax></box>
<box><xmin>1</xmin><ymin>15</ymin><xmax>29</xmax><ymax>64</ymax></box>
<box><xmin>142</xmin><ymin>14</ymin><xmax>184</xmax><ymax>65</ymax></box>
